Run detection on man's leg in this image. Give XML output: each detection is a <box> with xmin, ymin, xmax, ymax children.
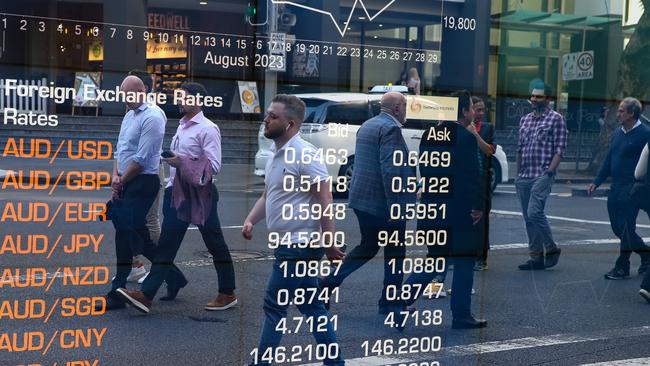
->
<box><xmin>141</xmin><ymin>188</ymin><xmax>190</xmax><ymax>300</ymax></box>
<box><xmin>621</xmin><ymin>196</ymin><xmax>650</xmax><ymax>269</ymax></box>
<box><xmin>253</xmin><ymin>256</ymin><xmax>299</xmax><ymax>366</ymax></box>
<box><xmin>145</xmin><ymin>186</ymin><xmax>162</xmax><ymax>244</ymax></box>
<box><xmin>516</xmin><ymin>178</ymin><xmax>543</xmax><ymax>263</ymax></box>
<box><xmin>609</xmin><ymin>187</ymin><xmax>632</xmax><ymax>273</ymax></box>
<box><xmin>476</xmin><ymin>194</ymin><xmax>492</xmax><ymax>268</ymax></box>
<box><xmin>198</xmin><ymin>187</ymin><xmax>236</xmax><ymax>296</ymax></box>
<box><xmin>145</xmin><ymin>165</ymin><xmax>165</xmax><ymax>244</ymax></box>
<box><xmin>295</xmin><ymin>260</ymin><xmax>344</xmax><ymax>365</ymax></box>
<box><xmin>109</xmin><ymin>175</ymin><xmax>158</xmax><ymax>294</ymax></box>
<box><xmin>325</xmin><ymin>210</ymin><xmax>381</xmax><ymax>288</ymax></box>
<box><xmin>450</xmin><ymin>256</ymin><xmax>475</xmax><ymax>319</ymax></box>
<box><xmin>528</xmin><ymin>174</ymin><xmax>558</xmax><ymax>253</ymax></box>
<box><xmin>381</xmin><ymin>219</ymin><xmax>406</xmax><ymax>309</ymax></box>
<box><xmin>642</xmin><ymin>267</ymin><xmax>650</xmax><ymax>292</ymax></box>
<box><xmin>110</xmin><ymin>227</ymin><xmax>134</xmax><ymax>296</ymax></box>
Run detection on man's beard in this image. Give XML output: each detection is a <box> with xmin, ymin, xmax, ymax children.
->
<box><xmin>532</xmin><ymin>101</ymin><xmax>548</xmax><ymax>112</ymax></box>
<box><xmin>264</xmin><ymin>126</ymin><xmax>284</xmax><ymax>140</ymax></box>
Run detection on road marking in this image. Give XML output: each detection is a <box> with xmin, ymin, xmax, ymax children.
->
<box><xmin>582</xmin><ymin>358</ymin><xmax>650</xmax><ymax>365</ymax></box>
<box><xmin>188</xmin><ymin>225</ymin><xmax>243</xmax><ymax>230</ymax></box>
<box><xmin>495</xmin><ymin>190</ymin><xmax>571</xmax><ymax>197</ymax></box>
<box><xmin>300</xmin><ymin>356</ymin><xmax>407</xmax><ymax>366</ymax></box>
<box><xmin>441</xmin><ymin>325</ymin><xmax>650</xmax><ymax>357</ymax></box>
<box><xmin>299</xmin><ymin>326</ymin><xmax>650</xmax><ymax>366</ymax></box>
<box><xmin>490</xmin><ymin>237</ymin><xmax>648</xmax><ymax>250</ymax></box>
<box><xmin>492</xmin><ymin>209</ymin><xmax>650</xmax><ymax>228</ymax></box>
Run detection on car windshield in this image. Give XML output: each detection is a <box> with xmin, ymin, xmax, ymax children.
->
<box><xmin>324</xmin><ymin>102</ymin><xmax>371</xmax><ymax>125</ymax></box>
<box><xmin>302</xmin><ymin>99</ymin><xmax>327</xmax><ymax>124</ymax></box>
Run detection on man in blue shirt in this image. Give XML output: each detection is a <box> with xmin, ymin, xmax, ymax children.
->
<box><xmin>102</xmin><ymin>75</ymin><xmax>186</xmax><ymax>310</ymax></box>
<box><xmin>588</xmin><ymin>97</ymin><xmax>650</xmax><ymax>279</ymax></box>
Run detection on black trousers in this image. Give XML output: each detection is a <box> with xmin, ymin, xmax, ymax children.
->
<box><xmin>109</xmin><ymin>174</ymin><xmax>186</xmax><ymax>295</ymax></box>
<box><xmin>609</xmin><ymin>184</ymin><xmax>650</xmax><ymax>270</ymax></box>
<box><xmin>327</xmin><ymin>209</ymin><xmax>406</xmax><ymax>309</ymax></box>
<box><xmin>141</xmin><ymin>186</ymin><xmax>236</xmax><ymax>299</ymax></box>
<box><xmin>478</xmin><ymin>196</ymin><xmax>492</xmax><ymax>262</ymax></box>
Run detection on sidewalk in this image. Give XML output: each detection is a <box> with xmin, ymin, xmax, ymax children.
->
<box><xmin>507</xmin><ymin>161</ymin><xmax>594</xmax><ymax>184</ymax></box>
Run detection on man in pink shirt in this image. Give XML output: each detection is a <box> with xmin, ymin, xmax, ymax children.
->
<box><xmin>116</xmin><ymin>82</ymin><xmax>237</xmax><ymax>313</ymax></box>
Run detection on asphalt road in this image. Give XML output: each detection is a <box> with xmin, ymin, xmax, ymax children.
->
<box><xmin>1</xmin><ymin>162</ymin><xmax>650</xmax><ymax>366</ymax></box>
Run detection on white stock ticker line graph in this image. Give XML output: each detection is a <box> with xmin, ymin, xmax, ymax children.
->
<box><xmin>271</xmin><ymin>0</ymin><xmax>396</xmax><ymax>37</ymax></box>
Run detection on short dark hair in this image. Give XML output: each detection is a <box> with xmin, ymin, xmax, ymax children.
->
<box><xmin>180</xmin><ymin>82</ymin><xmax>209</xmax><ymax>97</ymax></box>
<box><xmin>272</xmin><ymin>94</ymin><xmax>306</xmax><ymax>123</ymax></box>
<box><xmin>622</xmin><ymin>97</ymin><xmax>643</xmax><ymax>119</ymax></box>
<box><xmin>128</xmin><ymin>69</ymin><xmax>153</xmax><ymax>92</ymax></box>
<box><xmin>451</xmin><ymin>90</ymin><xmax>472</xmax><ymax>121</ymax></box>
<box><xmin>531</xmin><ymin>83</ymin><xmax>553</xmax><ymax>98</ymax></box>
<box><xmin>471</xmin><ymin>96</ymin><xmax>484</xmax><ymax>106</ymax></box>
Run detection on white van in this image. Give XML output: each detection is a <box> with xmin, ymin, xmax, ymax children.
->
<box><xmin>254</xmin><ymin>93</ymin><xmax>509</xmax><ymax>193</ymax></box>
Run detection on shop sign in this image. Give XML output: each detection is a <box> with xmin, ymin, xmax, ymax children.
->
<box><xmin>148</xmin><ymin>12</ymin><xmax>190</xmax><ymax>31</ymax></box>
<box><xmin>406</xmin><ymin>96</ymin><xmax>458</xmax><ymax>122</ymax></box>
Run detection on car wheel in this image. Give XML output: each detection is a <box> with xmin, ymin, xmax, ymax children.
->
<box><xmin>335</xmin><ymin>157</ymin><xmax>354</xmax><ymax>197</ymax></box>
<box><xmin>490</xmin><ymin>158</ymin><xmax>502</xmax><ymax>193</ymax></box>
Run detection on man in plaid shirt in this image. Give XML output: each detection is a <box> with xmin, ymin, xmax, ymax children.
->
<box><xmin>516</xmin><ymin>85</ymin><xmax>568</xmax><ymax>270</ymax></box>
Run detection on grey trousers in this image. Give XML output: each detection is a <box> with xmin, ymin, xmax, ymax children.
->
<box><xmin>516</xmin><ymin>174</ymin><xmax>558</xmax><ymax>262</ymax></box>
<box><xmin>145</xmin><ymin>165</ymin><xmax>165</xmax><ymax>244</ymax></box>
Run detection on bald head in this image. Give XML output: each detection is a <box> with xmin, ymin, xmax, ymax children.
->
<box><xmin>381</xmin><ymin>92</ymin><xmax>407</xmax><ymax>124</ymax></box>
<box><xmin>120</xmin><ymin>75</ymin><xmax>146</xmax><ymax>110</ymax></box>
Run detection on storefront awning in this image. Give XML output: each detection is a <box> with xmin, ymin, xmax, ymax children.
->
<box><xmin>492</xmin><ymin>10</ymin><xmax>621</xmax><ymax>33</ymax></box>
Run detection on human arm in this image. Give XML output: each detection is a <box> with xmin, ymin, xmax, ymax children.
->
<box><xmin>310</xmin><ymin>183</ymin><xmax>345</xmax><ymax>261</ymax></box>
<box><xmin>242</xmin><ymin>189</ymin><xmax>267</xmax><ymax>240</ymax></box>
<box><xmin>467</xmin><ymin>123</ymin><xmax>494</xmax><ymax>156</ymax></box>
<box><xmin>547</xmin><ymin>115</ymin><xmax>568</xmax><ymax>175</ymax></box>
<box><xmin>379</xmin><ymin>125</ymin><xmax>415</xmax><ymax>217</ymax></box>
<box><xmin>126</xmin><ymin>113</ymin><xmax>164</xmax><ymax>183</ymax></box>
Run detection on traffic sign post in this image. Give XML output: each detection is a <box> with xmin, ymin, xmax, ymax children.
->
<box><xmin>563</xmin><ymin>35</ymin><xmax>594</xmax><ymax>171</ymax></box>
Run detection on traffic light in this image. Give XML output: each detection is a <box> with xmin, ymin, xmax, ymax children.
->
<box><xmin>246</xmin><ymin>2</ymin><xmax>257</xmax><ymax>19</ymax></box>
<box><xmin>246</xmin><ymin>1</ymin><xmax>268</xmax><ymax>26</ymax></box>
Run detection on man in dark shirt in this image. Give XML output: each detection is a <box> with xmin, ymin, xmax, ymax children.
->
<box><xmin>588</xmin><ymin>97</ymin><xmax>650</xmax><ymax>279</ymax></box>
<box><xmin>468</xmin><ymin>96</ymin><xmax>495</xmax><ymax>271</ymax></box>
<box><xmin>404</xmin><ymin>90</ymin><xmax>486</xmax><ymax>329</ymax></box>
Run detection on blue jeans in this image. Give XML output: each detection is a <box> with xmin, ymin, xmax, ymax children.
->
<box><xmin>253</xmin><ymin>248</ymin><xmax>344</xmax><ymax>366</ymax></box>
<box><xmin>516</xmin><ymin>174</ymin><xmax>558</xmax><ymax>262</ymax></box>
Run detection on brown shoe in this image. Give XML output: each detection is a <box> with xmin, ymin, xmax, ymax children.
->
<box><xmin>116</xmin><ymin>288</ymin><xmax>152</xmax><ymax>313</ymax></box>
<box><xmin>205</xmin><ymin>293</ymin><xmax>237</xmax><ymax>311</ymax></box>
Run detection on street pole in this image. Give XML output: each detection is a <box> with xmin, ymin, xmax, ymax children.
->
<box><xmin>264</xmin><ymin>2</ymin><xmax>278</xmax><ymax>111</ymax></box>
<box><xmin>575</xmin><ymin>29</ymin><xmax>586</xmax><ymax>172</ymax></box>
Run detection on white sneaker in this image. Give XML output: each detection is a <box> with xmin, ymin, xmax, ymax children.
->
<box><xmin>137</xmin><ymin>271</ymin><xmax>150</xmax><ymax>284</ymax></box>
<box><xmin>126</xmin><ymin>265</ymin><xmax>147</xmax><ymax>283</ymax></box>
<box><xmin>446</xmin><ymin>287</ymin><xmax>476</xmax><ymax>295</ymax></box>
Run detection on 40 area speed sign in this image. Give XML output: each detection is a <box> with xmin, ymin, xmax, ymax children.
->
<box><xmin>562</xmin><ymin>50</ymin><xmax>594</xmax><ymax>81</ymax></box>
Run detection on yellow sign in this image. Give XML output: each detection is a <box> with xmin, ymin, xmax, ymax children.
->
<box><xmin>146</xmin><ymin>39</ymin><xmax>188</xmax><ymax>59</ymax></box>
<box><xmin>88</xmin><ymin>41</ymin><xmax>104</xmax><ymax>61</ymax></box>
<box><xmin>406</xmin><ymin>96</ymin><xmax>458</xmax><ymax>122</ymax></box>
<box><xmin>87</xmin><ymin>40</ymin><xmax>187</xmax><ymax>61</ymax></box>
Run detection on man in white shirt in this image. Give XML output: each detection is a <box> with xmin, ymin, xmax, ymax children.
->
<box><xmin>242</xmin><ymin>94</ymin><xmax>345</xmax><ymax>366</ymax></box>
